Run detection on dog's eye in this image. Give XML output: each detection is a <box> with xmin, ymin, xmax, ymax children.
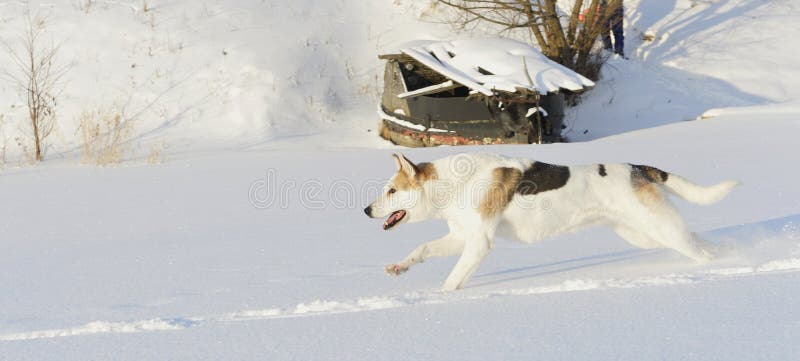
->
<box><xmin>388</xmin><ymin>188</ymin><xmax>396</xmax><ymax>195</ymax></box>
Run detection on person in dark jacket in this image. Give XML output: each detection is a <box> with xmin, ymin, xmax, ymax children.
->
<box><xmin>602</xmin><ymin>1</ymin><xmax>625</xmax><ymax>57</ymax></box>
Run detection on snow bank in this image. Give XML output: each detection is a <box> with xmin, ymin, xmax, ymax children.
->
<box><xmin>563</xmin><ymin>0</ymin><xmax>800</xmax><ymax>141</ymax></box>
<box><xmin>0</xmin><ymin>0</ymin><xmax>451</xmax><ymax>157</ymax></box>
<box><xmin>1</xmin><ymin>0</ymin><xmax>795</xmax><ymax>155</ymax></box>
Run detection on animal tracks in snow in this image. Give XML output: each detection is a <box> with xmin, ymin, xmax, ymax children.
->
<box><xmin>3</xmin><ymin>214</ymin><xmax>799</xmax><ymax>341</ymax></box>
<box><xmin>3</xmin><ymin>256</ymin><xmax>799</xmax><ymax>342</ymax></box>
<box><xmin>0</xmin><ymin>318</ymin><xmax>199</xmax><ymax>341</ymax></box>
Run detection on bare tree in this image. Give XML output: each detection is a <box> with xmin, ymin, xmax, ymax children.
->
<box><xmin>2</xmin><ymin>13</ymin><xmax>66</xmax><ymax>161</ymax></box>
<box><xmin>0</xmin><ymin>114</ymin><xmax>7</xmax><ymax>165</ymax></box>
<box><xmin>438</xmin><ymin>0</ymin><xmax>622</xmax><ymax>79</ymax></box>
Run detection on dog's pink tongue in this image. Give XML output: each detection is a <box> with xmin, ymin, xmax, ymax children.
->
<box><xmin>383</xmin><ymin>210</ymin><xmax>405</xmax><ymax>230</ymax></box>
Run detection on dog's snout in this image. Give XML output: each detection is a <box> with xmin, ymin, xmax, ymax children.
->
<box><xmin>364</xmin><ymin>206</ymin><xmax>373</xmax><ymax>217</ymax></box>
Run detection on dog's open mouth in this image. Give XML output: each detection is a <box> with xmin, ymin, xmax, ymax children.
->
<box><xmin>383</xmin><ymin>210</ymin><xmax>407</xmax><ymax>230</ymax></box>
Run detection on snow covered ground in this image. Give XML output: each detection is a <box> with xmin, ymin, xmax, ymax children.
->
<box><xmin>2</xmin><ymin>0</ymin><xmax>800</xmax><ymax>360</ymax></box>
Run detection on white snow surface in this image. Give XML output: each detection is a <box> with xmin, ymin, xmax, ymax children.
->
<box><xmin>2</xmin><ymin>0</ymin><xmax>800</xmax><ymax>360</ymax></box>
<box><xmin>397</xmin><ymin>37</ymin><xmax>595</xmax><ymax>95</ymax></box>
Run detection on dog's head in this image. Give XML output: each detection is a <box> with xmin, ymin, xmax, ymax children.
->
<box><xmin>364</xmin><ymin>154</ymin><xmax>437</xmax><ymax>230</ymax></box>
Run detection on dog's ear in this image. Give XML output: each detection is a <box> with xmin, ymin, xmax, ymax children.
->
<box><xmin>392</xmin><ymin>153</ymin><xmax>418</xmax><ymax>178</ymax></box>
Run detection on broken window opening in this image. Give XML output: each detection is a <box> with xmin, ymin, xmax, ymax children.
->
<box><xmin>399</xmin><ymin>60</ymin><xmax>470</xmax><ymax>98</ymax></box>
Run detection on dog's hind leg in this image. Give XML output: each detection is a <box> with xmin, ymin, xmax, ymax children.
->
<box><xmin>385</xmin><ymin>233</ymin><xmax>464</xmax><ymax>276</ymax></box>
<box><xmin>626</xmin><ymin>205</ymin><xmax>714</xmax><ymax>262</ymax></box>
<box><xmin>625</xmin><ymin>166</ymin><xmax>714</xmax><ymax>261</ymax></box>
<box><xmin>613</xmin><ymin>224</ymin><xmax>663</xmax><ymax>250</ymax></box>
<box><xmin>648</xmin><ymin>225</ymin><xmax>713</xmax><ymax>262</ymax></box>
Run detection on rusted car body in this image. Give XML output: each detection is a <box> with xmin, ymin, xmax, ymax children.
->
<box><xmin>377</xmin><ymin>38</ymin><xmax>592</xmax><ymax>147</ymax></box>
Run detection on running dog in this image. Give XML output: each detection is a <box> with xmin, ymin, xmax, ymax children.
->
<box><xmin>364</xmin><ymin>153</ymin><xmax>737</xmax><ymax>291</ymax></box>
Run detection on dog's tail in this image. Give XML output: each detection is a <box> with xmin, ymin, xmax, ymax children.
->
<box><xmin>662</xmin><ymin>174</ymin><xmax>739</xmax><ymax>205</ymax></box>
<box><xmin>631</xmin><ymin>164</ymin><xmax>738</xmax><ymax>205</ymax></box>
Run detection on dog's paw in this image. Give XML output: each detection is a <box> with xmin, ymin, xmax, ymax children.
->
<box><xmin>384</xmin><ymin>263</ymin><xmax>408</xmax><ymax>276</ymax></box>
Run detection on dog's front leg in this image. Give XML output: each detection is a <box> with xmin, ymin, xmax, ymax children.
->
<box><xmin>385</xmin><ymin>233</ymin><xmax>464</xmax><ymax>276</ymax></box>
<box><xmin>441</xmin><ymin>235</ymin><xmax>491</xmax><ymax>291</ymax></box>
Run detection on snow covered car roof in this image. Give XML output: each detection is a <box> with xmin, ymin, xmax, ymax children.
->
<box><xmin>391</xmin><ymin>37</ymin><xmax>594</xmax><ymax>96</ymax></box>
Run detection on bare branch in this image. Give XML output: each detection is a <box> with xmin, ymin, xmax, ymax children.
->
<box><xmin>2</xmin><ymin>10</ymin><xmax>65</xmax><ymax>161</ymax></box>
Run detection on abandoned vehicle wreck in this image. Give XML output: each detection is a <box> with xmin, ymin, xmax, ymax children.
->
<box><xmin>378</xmin><ymin>38</ymin><xmax>594</xmax><ymax>147</ymax></box>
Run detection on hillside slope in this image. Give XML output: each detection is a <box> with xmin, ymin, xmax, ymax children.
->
<box><xmin>1</xmin><ymin>0</ymin><xmax>797</xmax><ymax>154</ymax></box>
<box><xmin>0</xmin><ymin>0</ymin><xmax>448</xmax><ymax>157</ymax></box>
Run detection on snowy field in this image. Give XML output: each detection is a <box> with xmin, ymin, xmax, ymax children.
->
<box><xmin>2</xmin><ymin>0</ymin><xmax>800</xmax><ymax>360</ymax></box>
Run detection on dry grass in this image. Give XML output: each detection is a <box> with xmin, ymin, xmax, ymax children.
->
<box><xmin>76</xmin><ymin>0</ymin><xmax>93</xmax><ymax>14</ymax></box>
<box><xmin>78</xmin><ymin>109</ymin><xmax>133</xmax><ymax>166</ymax></box>
<box><xmin>146</xmin><ymin>141</ymin><xmax>166</xmax><ymax>165</ymax></box>
<box><xmin>0</xmin><ymin>114</ymin><xmax>6</xmax><ymax>166</ymax></box>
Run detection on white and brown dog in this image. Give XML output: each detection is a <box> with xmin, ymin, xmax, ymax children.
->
<box><xmin>364</xmin><ymin>153</ymin><xmax>737</xmax><ymax>291</ymax></box>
